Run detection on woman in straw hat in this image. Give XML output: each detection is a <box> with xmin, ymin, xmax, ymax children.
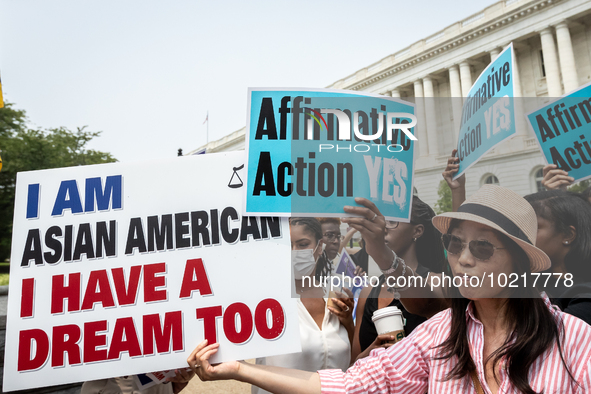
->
<box><xmin>188</xmin><ymin>185</ymin><xmax>591</xmax><ymax>394</ymax></box>
<box><xmin>444</xmin><ymin>150</ymin><xmax>591</xmax><ymax>325</ymax></box>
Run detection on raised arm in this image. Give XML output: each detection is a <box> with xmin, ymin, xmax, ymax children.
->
<box><xmin>338</xmin><ymin>228</ymin><xmax>358</xmax><ymax>254</ymax></box>
<box><xmin>342</xmin><ymin>198</ymin><xmax>448</xmax><ymax>318</ymax></box>
<box><xmin>442</xmin><ymin>149</ymin><xmax>466</xmax><ymax>212</ymax></box>
<box><xmin>188</xmin><ymin>341</ymin><xmax>321</xmax><ymax>394</ymax></box>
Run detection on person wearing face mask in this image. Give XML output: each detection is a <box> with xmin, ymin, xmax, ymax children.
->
<box><xmin>251</xmin><ymin>217</ymin><xmax>354</xmax><ymax>394</ymax></box>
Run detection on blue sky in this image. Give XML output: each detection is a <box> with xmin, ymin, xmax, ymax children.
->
<box><xmin>1</xmin><ymin>0</ymin><xmax>495</xmax><ymax>162</ymax></box>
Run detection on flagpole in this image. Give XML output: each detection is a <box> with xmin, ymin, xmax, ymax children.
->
<box><xmin>207</xmin><ymin>111</ymin><xmax>209</xmax><ymax>144</ymax></box>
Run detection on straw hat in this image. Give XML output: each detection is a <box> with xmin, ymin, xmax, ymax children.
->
<box><xmin>432</xmin><ymin>184</ymin><xmax>550</xmax><ymax>272</ymax></box>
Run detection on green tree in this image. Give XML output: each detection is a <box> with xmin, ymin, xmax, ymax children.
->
<box><xmin>568</xmin><ymin>179</ymin><xmax>591</xmax><ymax>194</ymax></box>
<box><xmin>0</xmin><ymin>103</ymin><xmax>116</xmax><ymax>262</ymax></box>
<box><xmin>434</xmin><ymin>180</ymin><xmax>452</xmax><ymax>214</ymax></box>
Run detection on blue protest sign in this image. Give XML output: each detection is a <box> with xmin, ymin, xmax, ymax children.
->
<box><xmin>244</xmin><ymin>88</ymin><xmax>416</xmax><ymax>221</ymax></box>
<box><xmin>454</xmin><ymin>44</ymin><xmax>516</xmax><ymax>180</ymax></box>
<box><xmin>526</xmin><ymin>82</ymin><xmax>591</xmax><ymax>182</ymax></box>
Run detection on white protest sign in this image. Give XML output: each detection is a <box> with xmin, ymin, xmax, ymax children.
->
<box><xmin>4</xmin><ymin>151</ymin><xmax>298</xmax><ymax>391</ymax></box>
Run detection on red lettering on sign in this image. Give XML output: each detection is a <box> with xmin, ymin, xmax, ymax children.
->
<box><xmin>179</xmin><ymin>258</ymin><xmax>212</xmax><ymax>298</ymax></box>
<box><xmin>81</xmin><ymin>270</ymin><xmax>116</xmax><ymax>310</ymax></box>
<box><xmin>52</xmin><ymin>324</ymin><xmax>82</xmax><ymax>367</ymax></box>
<box><xmin>142</xmin><ymin>311</ymin><xmax>183</xmax><ymax>355</ymax></box>
<box><xmin>20</xmin><ymin>278</ymin><xmax>35</xmax><ymax>318</ymax></box>
<box><xmin>111</xmin><ymin>266</ymin><xmax>142</xmax><ymax>305</ymax></box>
<box><xmin>108</xmin><ymin>317</ymin><xmax>142</xmax><ymax>359</ymax></box>
<box><xmin>144</xmin><ymin>263</ymin><xmax>167</xmax><ymax>302</ymax></box>
<box><xmin>223</xmin><ymin>303</ymin><xmax>253</xmax><ymax>344</ymax></box>
<box><xmin>83</xmin><ymin>320</ymin><xmax>108</xmax><ymax>363</ymax></box>
<box><xmin>51</xmin><ymin>273</ymin><xmax>81</xmax><ymax>314</ymax></box>
<box><xmin>18</xmin><ymin>329</ymin><xmax>49</xmax><ymax>371</ymax></box>
<box><xmin>196</xmin><ymin>306</ymin><xmax>223</xmax><ymax>345</ymax></box>
<box><xmin>255</xmin><ymin>298</ymin><xmax>285</xmax><ymax>340</ymax></box>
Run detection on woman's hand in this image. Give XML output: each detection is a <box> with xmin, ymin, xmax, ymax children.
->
<box><xmin>354</xmin><ymin>265</ymin><xmax>366</xmax><ymax>277</ymax></box>
<box><xmin>328</xmin><ymin>288</ymin><xmax>355</xmax><ymax>344</ymax></box>
<box><xmin>442</xmin><ymin>149</ymin><xmax>466</xmax><ymax>190</ymax></box>
<box><xmin>442</xmin><ymin>149</ymin><xmax>467</xmax><ymax>211</ymax></box>
<box><xmin>355</xmin><ymin>333</ymin><xmax>397</xmax><ymax>362</ymax></box>
<box><xmin>542</xmin><ymin>164</ymin><xmax>574</xmax><ymax>190</ymax></box>
<box><xmin>328</xmin><ymin>288</ymin><xmax>354</xmax><ymax>324</ymax></box>
<box><xmin>187</xmin><ymin>340</ymin><xmax>241</xmax><ymax>382</ymax></box>
<box><xmin>342</xmin><ymin>198</ymin><xmax>393</xmax><ymax>269</ymax></box>
<box><xmin>166</xmin><ymin>368</ymin><xmax>195</xmax><ymax>394</ymax></box>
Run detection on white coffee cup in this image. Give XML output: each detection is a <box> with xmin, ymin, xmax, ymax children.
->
<box><xmin>371</xmin><ymin>306</ymin><xmax>405</xmax><ymax>344</ymax></box>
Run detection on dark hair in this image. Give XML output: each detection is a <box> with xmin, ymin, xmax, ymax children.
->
<box><xmin>289</xmin><ymin>217</ymin><xmax>322</xmax><ymax>243</ymax></box>
<box><xmin>525</xmin><ymin>190</ymin><xmax>591</xmax><ymax>282</ymax></box>
<box><xmin>436</xmin><ymin>219</ymin><xmax>573</xmax><ymax>394</ymax></box>
<box><xmin>411</xmin><ymin>196</ymin><xmax>446</xmax><ymax>272</ymax></box>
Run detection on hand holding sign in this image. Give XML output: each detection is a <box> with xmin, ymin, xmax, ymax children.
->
<box><xmin>442</xmin><ymin>149</ymin><xmax>465</xmax><ymax>191</ymax></box>
<box><xmin>342</xmin><ymin>198</ymin><xmax>393</xmax><ymax>270</ymax></box>
<box><xmin>442</xmin><ymin>149</ymin><xmax>467</xmax><ymax>211</ymax></box>
<box><xmin>541</xmin><ymin>164</ymin><xmax>574</xmax><ymax>190</ymax></box>
<box><xmin>188</xmin><ymin>340</ymin><xmax>241</xmax><ymax>382</ymax></box>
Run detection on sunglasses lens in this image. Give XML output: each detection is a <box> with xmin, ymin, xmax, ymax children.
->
<box><xmin>443</xmin><ymin>234</ymin><xmax>463</xmax><ymax>254</ymax></box>
<box><xmin>470</xmin><ymin>240</ymin><xmax>495</xmax><ymax>260</ymax></box>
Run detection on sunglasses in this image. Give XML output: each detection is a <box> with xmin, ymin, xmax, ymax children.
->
<box><xmin>441</xmin><ymin>234</ymin><xmax>505</xmax><ymax>261</ymax></box>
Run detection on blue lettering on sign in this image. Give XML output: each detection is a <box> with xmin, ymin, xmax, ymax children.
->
<box><xmin>51</xmin><ymin>175</ymin><xmax>122</xmax><ymax>216</ymax></box>
<box><xmin>26</xmin><ymin>184</ymin><xmax>40</xmax><ymax>219</ymax></box>
<box><xmin>85</xmin><ymin>175</ymin><xmax>122</xmax><ymax>212</ymax></box>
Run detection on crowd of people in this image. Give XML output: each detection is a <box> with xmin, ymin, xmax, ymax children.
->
<box><xmin>84</xmin><ymin>150</ymin><xmax>591</xmax><ymax>393</ymax></box>
<box><xmin>183</xmin><ymin>150</ymin><xmax>591</xmax><ymax>394</ymax></box>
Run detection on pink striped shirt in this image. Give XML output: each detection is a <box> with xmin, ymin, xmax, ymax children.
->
<box><xmin>319</xmin><ymin>296</ymin><xmax>591</xmax><ymax>394</ymax></box>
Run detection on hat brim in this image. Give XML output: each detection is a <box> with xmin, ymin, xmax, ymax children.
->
<box><xmin>433</xmin><ymin>212</ymin><xmax>551</xmax><ymax>273</ymax></box>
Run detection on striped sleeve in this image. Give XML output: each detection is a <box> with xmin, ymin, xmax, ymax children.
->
<box><xmin>562</xmin><ymin>313</ymin><xmax>591</xmax><ymax>394</ymax></box>
<box><xmin>319</xmin><ymin>310</ymin><xmax>449</xmax><ymax>394</ymax></box>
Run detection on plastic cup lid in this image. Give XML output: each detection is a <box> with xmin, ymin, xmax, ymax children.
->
<box><xmin>371</xmin><ymin>306</ymin><xmax>402</xmax><ymax>322</ymax></box>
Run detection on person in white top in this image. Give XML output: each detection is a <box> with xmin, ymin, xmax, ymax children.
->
<box><xmin>252</xmin><ymin>217</ymin><xmax>353</xmax><ymax>394</ymax></box>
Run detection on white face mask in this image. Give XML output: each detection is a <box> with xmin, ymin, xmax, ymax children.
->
<box><xmin>291</xmin><ymin>242</ymin><xmax>320</xmax><ymax>280</ymax></box>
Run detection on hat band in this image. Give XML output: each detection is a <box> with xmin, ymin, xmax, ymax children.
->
<box><xmin>457</xmin><ymin>203</ymin><xmax>532</xmax><ymax>245</ymax></box>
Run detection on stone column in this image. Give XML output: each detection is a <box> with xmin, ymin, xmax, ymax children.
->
<box><xmin>540</xmin><ymin>27</ymin><xmax>562</xmax><ymax>97</ymax></box>
<box><xmin>512</xmin><ymin>48</ymin><xmax>523</xmax><ymax>97</ymax></box>
<box><xmin>448</xmin><ymin>65</ymin><xmax>463</xmax><ymax>138</ymax></box>
<box><xmin>512</xmin><ymin>49</ymin><xmax>527</xmax><ymax>136</ymax></box>
<box><xmin>423</xmin><ymin>76</ymin><xmax>439</xmax><ymax>157</ymax></box>
<box><xmin>490</xmin><ymin>48</ymin><xmax>501</xmax><ymax>61</ymax></box>
<box><xmin>555</xmin><ymin>21</ymin><xmax>579</xmax><ymax>94</ymax></box>
<box><xmin>413</xmin><ymin>80</ymin><xmax>429</xmax><ymax>157</ymax></box>
<box><xmin>390</xmin><ymin>89</ymin><xmax>401</xmax><ymax>98</ymax></box>
<box><xmin>459</xmin><ymin>61</ymin><xmax>472</xmax><ymax>98</ymax></box>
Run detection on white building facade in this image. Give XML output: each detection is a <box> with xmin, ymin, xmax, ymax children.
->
<box><xmin>190</xmin><ymin>0</ymin><xmax>591</xmax><ymax>207</ymax></box>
